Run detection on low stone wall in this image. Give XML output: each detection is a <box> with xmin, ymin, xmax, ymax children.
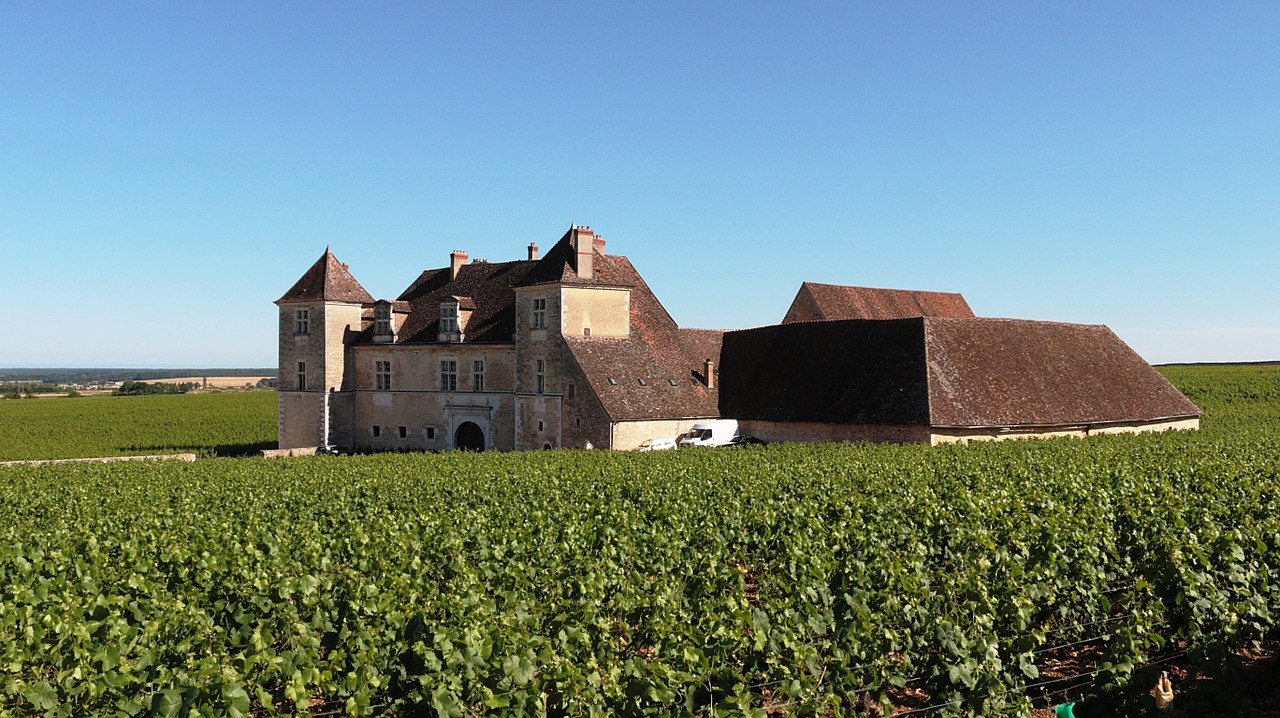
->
<box><xmin>259</xmin><ymin>447</ymin><xmax>318</xmax><ymax>458</ymax></box>
<box><xmin>738</xmin><ymin>420</ymin><xmax>931</xmax><ymax>445</ymax></box>
<box><xmin>0</xmin><ymin>453</ymin><xmax>198</xmax><ymax>467</ymax></box>
<box><xmin>930</xmin><ymin>416</ymin><xmax>1201</xmax><ymax>445</ymax></box>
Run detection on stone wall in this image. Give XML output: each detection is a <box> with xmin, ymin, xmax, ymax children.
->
<box><xmin>929</xmin><ymin>416</ymin><xmax>1201</xmax><ymax>444</ymax></box>
<box><xmin>348</xmin><ymin>343</ymin><xmax>521</xmax><ymax>452</ymax></box>
<box><xmin>738</xmin><ymin>420</ymin><xmax>932</xmax><ymax>445</ymax></box>
<box><xmin>560</xmin><ymin>286</ymin><xmax>630</xmax><ymax>338</ymax></box>
<box><xmin>277</xmin><ymin>301</ymin><xmax>366</xmax><ymax>449</ymax></box>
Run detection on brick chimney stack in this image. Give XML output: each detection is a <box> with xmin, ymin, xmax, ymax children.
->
<box><xmin>592</xmin><ymin>235</ymin><xmax>606</xmax><ymax>256</ymax></box>
<box><xmin>528</xmin><ymin>242</ymin><xmax>539</xmax><ymax>261</ymax></box>
<box><xmin>450</xmin><ymin>250</ymin><xmax>468</xmax><ymax>280</ymax></box>
<box><xmin>570</xmin><ymin>225</ymin><xmax>595</xmax><ymax>280</ymax></box>
<box><xmin>704</xmin><ymin>359</ymin><xmax>716</xmax><ymax>389</ymax></box>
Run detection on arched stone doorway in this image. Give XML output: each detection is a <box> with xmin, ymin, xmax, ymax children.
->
<box><xmin>455</xmin><ymin>421</ymin><xmax>485</xmax><ymax>451</ymax></box>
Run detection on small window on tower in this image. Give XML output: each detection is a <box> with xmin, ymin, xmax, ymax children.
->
<box><xmin>535</xmin><ymin>358</ymin><xmax>545</xmax><ymax>394</ymax></box>
<box><xmin>297</xmin><ymin>362</ymin><xmax>306</xmax><ymax>391</ymax></box>
<box><xmin>295</xmin><ymin>309</ymin><xmax>309</xmax><ymax>335</ymax></box>
<box><xmin>531</xmin><ymin>298</ymin><xmax>547</xmax><ymax>329</ymax></box>
<box><xmin>398</xmin><ymin>426</ymin><xmax>407</xmax><ymax>439</ymax></box>
<box><xmin>473</xmin><ymin>360</ymin><xmax>485</xmax><ymax>392</ymax></box>
<box><xmin>372</xmin><ymin>425</ymin><xmax>381</xmax><ymax>438</ymax></box>
<box><xmin>426</xmin><ymin>427</ymin><xmax>436</xmax><ymax>440</ymax></box>
<box><xmin>375</xmin><ymin>360</ymin><xmax>392</xmax><ymax>391</ymax></box>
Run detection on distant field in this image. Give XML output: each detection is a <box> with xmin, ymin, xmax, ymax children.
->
<box><xmin>149</xmin><ymin>375</ymin><xmax>273</xmax><ymax>387</ymax></box>
<box><xmin>0</xmin><ymin>391</ymin><xmax>277</xmax><ymax>461</ymax></box>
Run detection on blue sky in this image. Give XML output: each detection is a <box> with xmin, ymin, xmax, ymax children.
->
<box><xmin>2</xmin><ymin>2</ymin><xmax>1276</xmax><ymax>367</ymax></box>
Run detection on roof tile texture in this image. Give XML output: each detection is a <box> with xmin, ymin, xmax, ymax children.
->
<box><xmin>277</xmin><ymin>249</ymin><xmax>375</xmax><ymax>304</ymax></box>
<box><xmin>784</xmin><ymin>282</ymin><xmax>974</xmax><ymax>322</ymax></box>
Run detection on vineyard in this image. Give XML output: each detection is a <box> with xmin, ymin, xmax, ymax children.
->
<box><xmin>0</xmin><ymin>391</ymin><xmax>278</xmax><ymax>461</ymax></box>
<box><xmin>0</xmin><ymin>365</ymin><xmax>1277</xmax><ymax>716</ymax></box>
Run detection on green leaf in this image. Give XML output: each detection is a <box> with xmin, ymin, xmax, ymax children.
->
<box><xmin>24</xmin><ymin>682</ymin><xmax>59</xmax><ymax>711</ymax></box>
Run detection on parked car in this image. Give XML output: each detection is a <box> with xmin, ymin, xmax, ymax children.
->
<box><xmin>636</xmin><ymin>437</ymin><xmax>677</xmax><ymax>452</ymax></box>
<box><xmin>722</xmin><ymin>435</ymin><xmax>765</xmax><ymax>448</ymax></box>
<box><xmin>677</xmin><ymin>419</ymin><xmax>740</xmax><ymax>448</ymax></box>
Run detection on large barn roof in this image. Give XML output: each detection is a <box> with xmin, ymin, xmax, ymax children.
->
<box><xmin>783</xmin><ymin>282</ymin><xmax>974</xmax><ymax>323</ymax></box>
<box><xmin>923</xmin><ymin>318</ymin><xmax>1201</xmax><ymax>427</ymax></box>
<box><xmin>720</xmin><ymin>317</ymin><xmax>1200</xmax><ymax>429</ymax></box>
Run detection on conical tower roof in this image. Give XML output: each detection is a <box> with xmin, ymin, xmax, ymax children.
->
<box><xmin>276</xmin><ymin>248</ymin><xmax>375</xmax><ymax>304</ymax></box>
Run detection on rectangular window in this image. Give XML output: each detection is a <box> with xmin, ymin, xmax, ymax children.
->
<box><xmin>375</xmin><ymin>360</ymin><xmax>392</xmax><ymax>391</ymax></box>
<box><xmin>473</xmin><ymin>360</ymin><xmax>485</xmax><ymax>392</ymax></box>
<box><xmin>398</xmin><ymin>426</ymin><xmax>407</xmax><ymax>439</ymax></box>
<box><xmin>531</xmin><ymin>298</ymin><xmax>546</xmax><ymax>329</ymax></box>
<box><xmin>297</xmin><ymin>361</ymin><xmax>306</xmax><ymax>391</ymax></box>
<box><xmin>425</xmin><ymin>427</ymin><xmax>436</xmax><ymax>440</ymax></box>
<box><xmin>295</xmin><ymin>309</ymin><xmax>309</xmax><ymax>335</ymax></box>
<box><xmin>375</xmin><ymin>305</ymin><xmax>391</xmax><ymax>335</ymax></box>
<box><xmin>440</xmin><ymin>302</ymin><xmax>457</xmax><ymax>333</ymax></box>
<box><xmin>537</xmin><ymin>420</ymin><xmax>545</xmax><ymax>433</ymax></box>
<box><xmin>372</xmin><ymin>425</ymin><xmax>381</xmax><ymax>438</ymax></box>
<box><xmin>440</xmin><ymin>360</ymin><xmax>457</xmax><ymax>391</ymax></box>
<box><xmin>535</xmin><ymin>358</ymin><xmax>545</xmax><ymax>394</ymax></box>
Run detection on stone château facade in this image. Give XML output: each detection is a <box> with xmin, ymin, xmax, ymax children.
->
<box><xmin>276</xmin><ymin>225</ymin><xmax>721</xmax><ymax>452</ymax></box>
<box><xmin>276</xmin><ymin>224</ymin><xmax>1200</xmax><ymax>453</ymax></box>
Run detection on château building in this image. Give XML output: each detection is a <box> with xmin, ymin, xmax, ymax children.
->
<box><xmin>275</xmin><ymin>224</ymin><xmax>1200</xmax><ymax>453</ymax></box>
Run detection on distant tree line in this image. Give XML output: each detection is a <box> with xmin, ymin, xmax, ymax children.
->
<box><xmin>0</xmin><ymin>368</ymin><xmax>277</xmax><ymax>384</ymax></box>
<box><xmin>113</xmin><ymin>381</ymin><xmax>198</xmax><ymax>396</ymax></box>
<box><xmin>0</xmin><ymin>383</ymin><xmax>66</xmax><ymax>397</ymax></box>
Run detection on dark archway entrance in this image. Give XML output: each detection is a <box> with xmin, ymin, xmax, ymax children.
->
<box><xmin>455</xmin><ymin>421</ymin><xmax>485</xmax><ymax>451</ymax></box>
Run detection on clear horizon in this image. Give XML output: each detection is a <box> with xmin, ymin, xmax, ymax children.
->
<box><xmin>3</xmin><ymin>3</ymin><xmax>1277</xmax><ymax>366</ymax></box>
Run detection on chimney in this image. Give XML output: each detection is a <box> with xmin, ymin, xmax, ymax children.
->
<box><xmin>704</xmin><ymin>359</ymin><xmax>716</xmax><ymax>389</ymax></box>
<box><xmin>527</xmin><ymin>242</ymin><xmax>539</xmax><ymax>261</ymax></box>
<box><xmin>450</xmin><ymin>250</ymin><xmax>468</xmax><ymax>280</ymax></box>
<box><xmin>592</xmin><ymin>235</ymin><xmax>606</xmax><ymax>256</ymax></box>
<box><xmin>571</xmin><ymin>225</ymin><xmax>594</xmax><ymax>280</ymax></box>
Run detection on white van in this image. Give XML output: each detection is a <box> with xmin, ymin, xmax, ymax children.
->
<box><xmin>677</xmin><ymin>419</ymin><xmax>740</xmax><ymax>448</ymax></box>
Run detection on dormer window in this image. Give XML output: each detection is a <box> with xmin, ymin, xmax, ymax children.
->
<box><xmin>438</xmin><ymin>298</ymin><xmax>468</xmax><ymax>342</ymax></box>
<box><xmin>440</xmin><ymin>302</ymin><xmax>457</xmax><ymax>333</ymax></box>
<box><xmin>373</xmin><ymin>301</ymin><xmax>396</xmax><ymax>344</ymax></box>
<box><xmin>295</xmin><ymin>309</ymin><xmax>310</xmax><ymax>335</ymax></box>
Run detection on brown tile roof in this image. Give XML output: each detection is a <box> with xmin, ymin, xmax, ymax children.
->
<box><xmin>277</xmin><ymin>248</ymin><xmax>375</xmax><ymax>304</ymax></box>
<box><xmin>562</xmin><ymin>256</ymin><xmax>721</xmax><ymax>421</ymax></box>
<box><xmin>386</xmin><ymin>229</ymin><xmax>634</xmax><ymax>344</ymax></box>
<box><xmin>513</xmin><ymin>227</ymin><xmax>633</xmax><ymax>289</ymax></box>
<box><xmin>393</xmin><ymin>260</ymin><xmax>538</xmax><ymax>343</ymax></box>
<box><xmin>924</xmin><ymin>318</ymin><xmax>1201</xmax><ymax>427</ymax></box>
<box><xmin>783</xmin><ymin>282</ymin><xmax>974</xmax><ymax>322</ymax></box>
<box><xmin>720</xmin><ymin>317</ymin><xmax>1200</xmax><ymax>429</ymax></box>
